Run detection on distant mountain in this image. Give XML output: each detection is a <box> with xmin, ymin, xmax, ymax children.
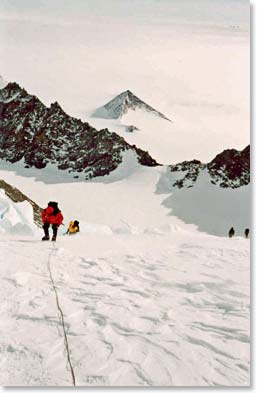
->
<box><xmin>92</xmin><ymin>90</ymin><xmax>171</xmax><ymax>121</ymax></box>
<box><xmin>169</xmin><ymin>145</ymin><xmax>250</xmax><ymax>189</ymax></box>
<box><xmin>0</xmin><ymin>179</ymin><xmax>42</xmax><ymax>226</ymax></box>
<box><xmin>0</xmin><ymin>82</ymin><xmax>158</xmax><ymax>180</ymax></box>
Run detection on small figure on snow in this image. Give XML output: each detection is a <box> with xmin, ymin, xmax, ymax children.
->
<box><xmin>66</xmin><ymin>220</ymin><xmax>80</xmax><ymax>235</ymax></box>
<box><xmin>244</xmin><ymin>228</ymin><xmax>250</xmax><ymax>239</ymax></box>
<box><xmin>41</xmin><ymin>201</ymin><xmax>63</xmax><ymax>241</ymax></box>
<box><xmin>228</xmin><ymin>227</ymin><xmax>235</xmax><ymax>238</ymax></box>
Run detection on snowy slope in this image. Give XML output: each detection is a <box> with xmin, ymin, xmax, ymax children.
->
<box><xmin>0</xmin><ymin>157</ymin><xmax>181</xmax><ymax>231</ymax></box>
<box><xmin>0</xmin><ymin>147</ymin><xmax>250</xmax><ymax>386</ymax></box>
<box><xmin>0</xmin><ymin>190</ymin><xmax>38</xmax><ymax>236</ymax></box>
<box><xmin>157</xmin><ymin>168</ymin><xmax>250</xmax><ymax>237</ymax></box>
<box><xmin>0</xmin><ymin>148</ymin><xmax>250</xmax><ymax>237</ymax></box>
<box><xmin>0</xmin><ymin>227</ymin><xmax>250</xmax><ymax>386</ymax></box>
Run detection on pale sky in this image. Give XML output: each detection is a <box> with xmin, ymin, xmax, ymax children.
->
<box><xmin>0</xmin><ymin>0</ymin><xmax>249</xmax><ymax>24</ymax></box>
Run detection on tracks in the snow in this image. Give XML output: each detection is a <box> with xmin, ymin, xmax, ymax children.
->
<box><xmin>46</xmin><ymin>243</ymin><xmax>76</xmax><ymax>386</ymax></box>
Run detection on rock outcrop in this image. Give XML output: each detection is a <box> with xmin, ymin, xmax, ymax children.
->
<box><xmin>0</xmin><ymin>83</ymin><xmax>158</xmax><ymax>180</ymax></box>
<box><xmin>169</xmin><ymin>146</ymin><xmax>250</xmax><ymax>189</ymax></box>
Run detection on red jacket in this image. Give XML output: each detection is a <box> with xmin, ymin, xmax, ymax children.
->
<box><xmin>41</xmin><ymin>206</ymin><xmax>63</xmax><ymax>226</ymax></box>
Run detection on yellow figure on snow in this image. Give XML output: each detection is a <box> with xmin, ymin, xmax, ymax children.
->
<box><xmin>66</xmin><ymin>220</ymin><xmax>80</xmax><ymax>234</ymax></box>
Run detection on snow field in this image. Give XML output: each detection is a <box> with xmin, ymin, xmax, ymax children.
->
<box><xmin>0</xmin><ymin>161</ymin><xmax>186</xmax><ymax>231</ymax></box>
<box><xmin>156</xmin><ymin>168</ymin><xmax>250</xmax><ymax>237</ymax></box>
<box><xmin>0</xmin><ymin>154</ymin><xmax>250</xmax><ymax>237</ymax></box>
<box><xmin>0</xmin><ymin>240</ymin><xmax>69</xmax><ymax>385</ymax></box>
<box><xmin>0</xmin><ymin>231</ymin><xmax>250</xmax><ymax>386</ymax></box>
<box><xmin>0</xmin><ymin>190</ymin><xmax>39</xmax><ymax>237</ymax></box>
<box><xmin>0</xmin><ymin>149</ymin><xmax>250</xmax><ymax>386</ymax></box>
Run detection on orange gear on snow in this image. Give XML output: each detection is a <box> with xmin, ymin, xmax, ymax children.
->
<box><xmin>68</xmin><ymin>221</ymin><xmax>79</xmax><ymax>234</ymax></box>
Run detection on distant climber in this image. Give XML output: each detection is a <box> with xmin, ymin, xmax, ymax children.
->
<box><xmin>244</xmin><ymin>228</ymin><xmax>250</xmax><ymax>239</ymax></box>
<box><xmin>66</xmin><ymin>220</ymin><xmax>80</xmax><ymax>235</ymax></box>
<box><xmin>41</xmin><ymin>201</ymin><xmax>63</xmax><ymax>241</ymax></box>
<box><xmin>228</xmin><ymin>227</ymin><xmax>235</xmax><ymax>238</ymax></box>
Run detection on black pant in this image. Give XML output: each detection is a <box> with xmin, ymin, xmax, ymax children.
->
<box><xmin>43</xmin><ymin>222</ymin><xmax>58</xmax><ymax>238</ymax></box>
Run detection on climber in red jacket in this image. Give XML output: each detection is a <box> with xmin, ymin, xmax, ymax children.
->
<box><xmin>41</xmin><ymin>201</ymin><xmax>63</xmax><ymax>241</ymax></box>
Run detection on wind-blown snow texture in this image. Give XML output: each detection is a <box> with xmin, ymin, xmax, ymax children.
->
<box><xmin>0</xmin><ymin>228</ymin><xmax>250</xmax><ymax>386</ymax></box>
<box><xmin>0</xmin><ymin>147</ymin><xmax>250</xmax><ymax>387</ymax></box>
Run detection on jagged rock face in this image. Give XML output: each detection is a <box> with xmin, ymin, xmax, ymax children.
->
<box><xmin>0</xmin><ymin>83</ymin><xmax>158</xmax><ymax>179</ymax></box>
<box><xmin>93</xmin><ymin>90</ymin><xmax>171</xmax><ymax>121</ymax></box>
<box><xmin>169</xmin><ymin>146</ymin><xmax>250</xmax><ymax>189</ymax></box>
<box><xmin>169</xmin><ymin>160</ymin><xmax>205</xmax><ymax>188</ymax></box>
<box><xmin>207</xmin><ymin>145</ymin><xmax>250</xmax><ymax>188</ymax></box>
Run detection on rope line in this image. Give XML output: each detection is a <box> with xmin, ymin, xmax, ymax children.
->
<box><xmin>47</xmin><ymin>243</ymin><xmax>76</xmax><ymax>386</ymax></box>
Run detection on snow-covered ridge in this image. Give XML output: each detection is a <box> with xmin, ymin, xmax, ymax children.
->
<box><xmin>0</xmin><ymin>82</ymin><xmax>158</xmax><ymax>180</ymax></box>
<box><xmin>0</xmin><ymin>189</ymin><xmax>38</xmax><ymax>236</ymax></box>
<box><xmin>0</xmin><ymin>179</ymin><xmax>42</xmax><ymax>226</ymax></box>
<box><xmin>92</xmin><ymin>90</ymin><xmax>171</xmax><ymax>122</ymax></box>
<box><xmin>169</xmin><ymin>145</ymin><xmax>250</xmax><ymax>189</ymax></box>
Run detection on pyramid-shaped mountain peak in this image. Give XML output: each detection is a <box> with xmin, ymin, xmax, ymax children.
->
<box><xmin>92</xmin><ymin>90</ymin><xmax>171</xmax><ymax>121</ymax></box>
<box><xmin>123</xmin><ymin>89</ymin><xmax>134</xmax><ymax>96</ymax></box>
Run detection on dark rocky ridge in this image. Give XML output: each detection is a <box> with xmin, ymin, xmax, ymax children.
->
<box><xmin>0</xmin><ymin>83</ymin><xmax>158</xmax><ymax>179</ymax></box>
<box><xmin>207</xmin><ymin>145</ymin><xmax>250</xmax><ymax>188</ymax></box>
<box><xmin>169</xmin><ymin>146</ymin><xmax>250</xmax><ymax>189</ymax></box>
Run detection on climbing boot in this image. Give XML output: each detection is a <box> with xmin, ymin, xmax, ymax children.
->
<box><xmin>52</xmin><ymin>225</ymin><xmax>58</xmax><ymax>242</ymax></box>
